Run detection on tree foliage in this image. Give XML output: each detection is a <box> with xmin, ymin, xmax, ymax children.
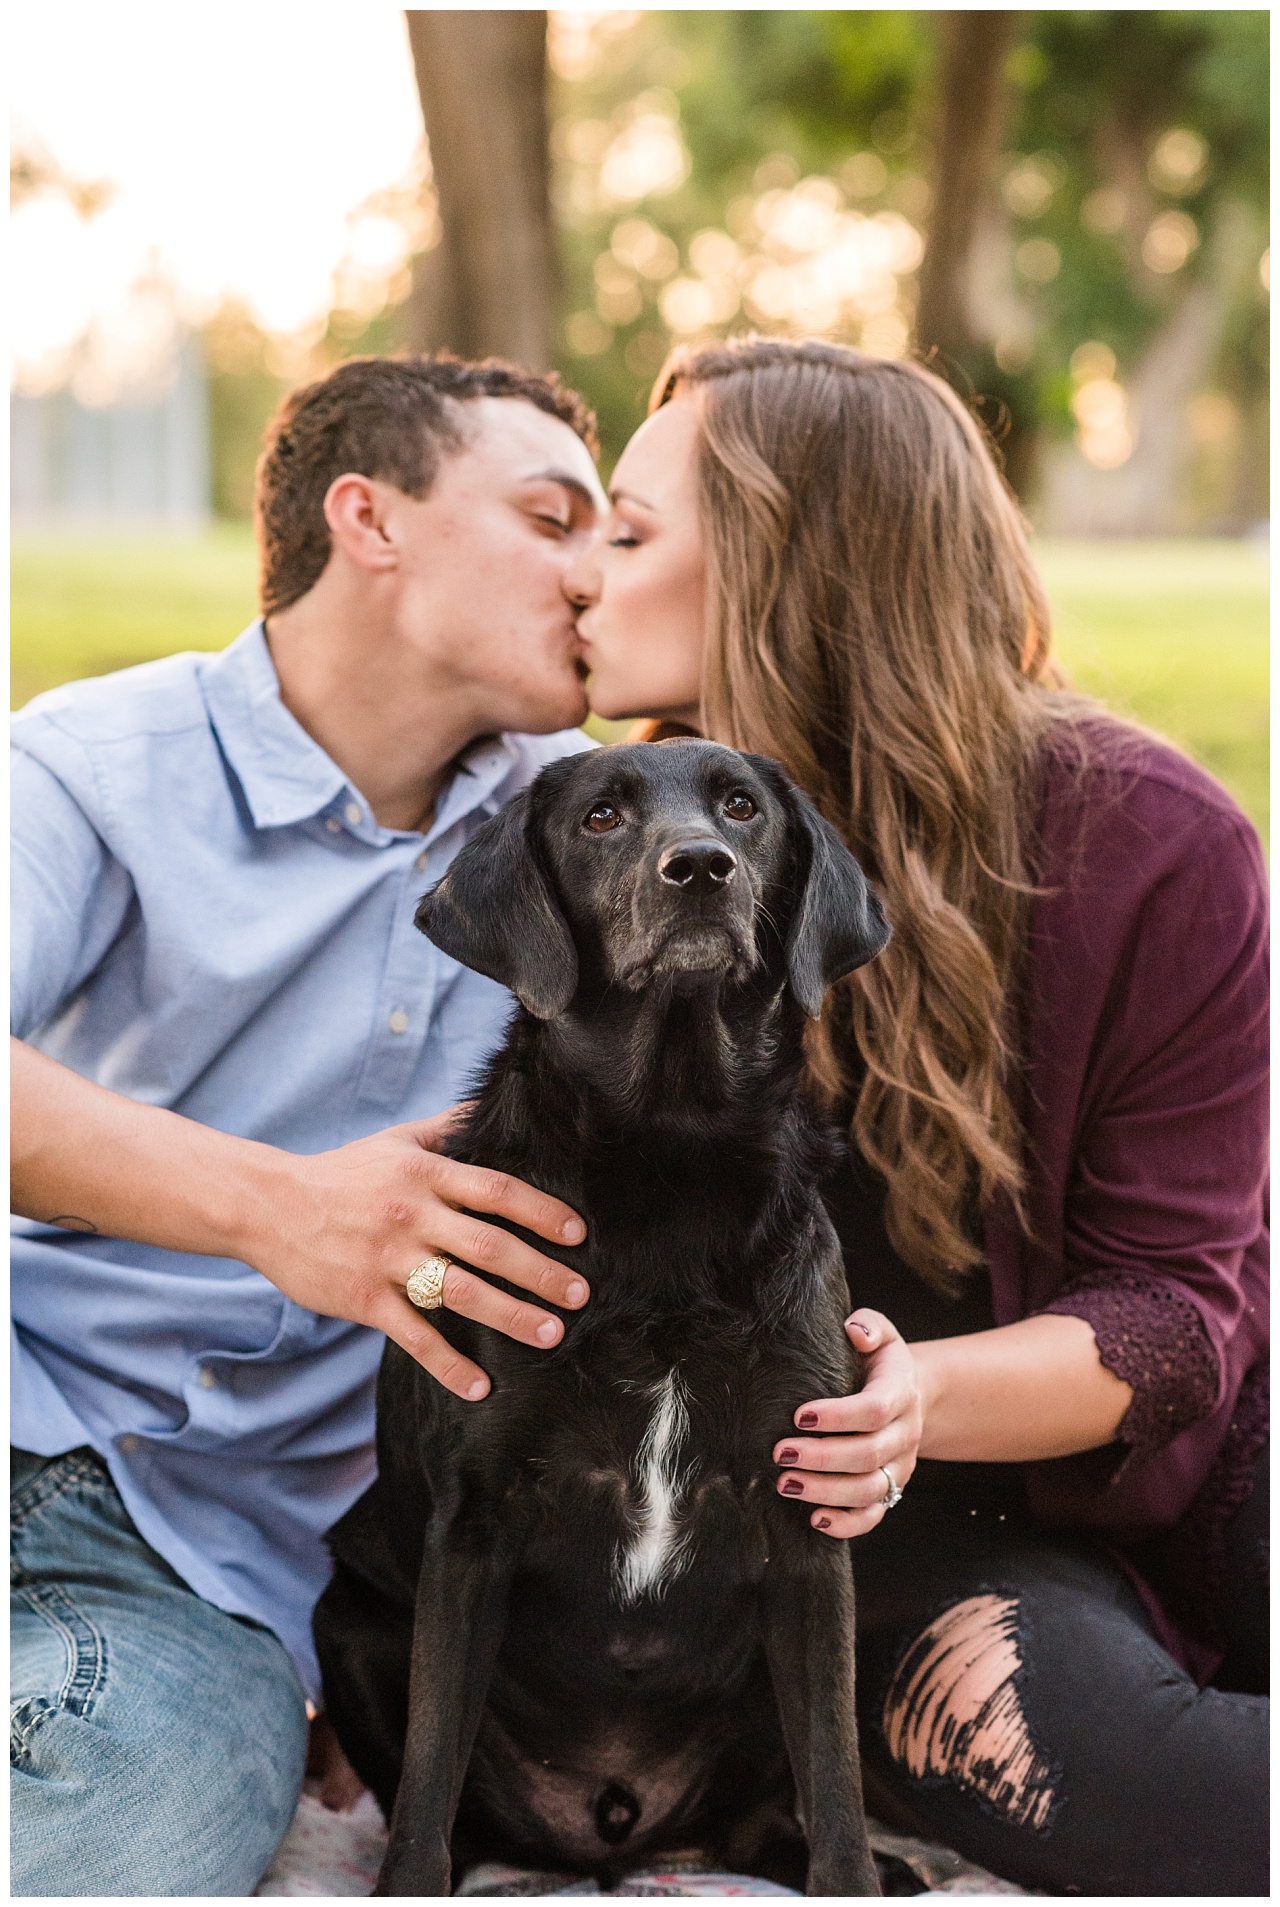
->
<box><xmin>551</xmin><ymin>9</ymin><xmax>1268</xmax><ymax>524</ymax></box>
<box><xmin>202</xmin><ymin>10</ymin><xmax>1267</xmax><ymax>527</ymax></box>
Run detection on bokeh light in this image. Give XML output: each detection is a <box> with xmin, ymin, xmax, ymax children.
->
<box><xmin>10</xmin><ymin>2</ymin><xmax>424</xmax><ymax>394</ymax></box>
<box><xmin>1142</xmin><ymin>211</ymin><xmax>1200</xmax><ymax>275</ymax></box>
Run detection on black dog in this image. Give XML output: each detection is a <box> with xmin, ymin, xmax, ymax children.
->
<box><xmin>314</xmin><ymin>739</ymin><xmax>890</xmax><ymax>1897</ymax></box>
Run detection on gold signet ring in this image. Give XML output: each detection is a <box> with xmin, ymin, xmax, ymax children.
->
<box><xmin>406</xmin><ymin>1254</ymin><xmax>452</xmax><ymax>1311</ymax></box>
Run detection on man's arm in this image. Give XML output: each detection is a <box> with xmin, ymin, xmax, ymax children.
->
<box><xmin>11</xmin><ymin>1038</ymin><xmax>588</xmax><ymax>1401</ymax></box>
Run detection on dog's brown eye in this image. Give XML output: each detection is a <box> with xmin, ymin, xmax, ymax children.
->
<box><xmin>723</xmin><ymin>793</ymin><xmax>756</xmax><ymax>821</ymax></box>
<box><xmin>584</xmin><ymin>804</ymin><xmax>622</xmax><ymax>833</ymax></box>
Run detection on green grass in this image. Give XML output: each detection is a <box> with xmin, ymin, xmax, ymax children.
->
<box><xmin>10</xmin><ymin>527</ymin><xmax>260</xmax><ymax>713</ymax></box>
<box><xmin>1034</xmin><ymin>540</ymin><xmax>1269</xmax><ymax>847</ymax></box>
<box><xmin>11</xmin><ymin>530</ymin><xmax>1268</xmax><ymax>845</ymax></box>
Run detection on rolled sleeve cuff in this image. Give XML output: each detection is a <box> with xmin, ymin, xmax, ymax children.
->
<box><xmin>1039</xmin><ymin>1273</ymin><xmax>1221</xmax><ymax>1457</ymax></box>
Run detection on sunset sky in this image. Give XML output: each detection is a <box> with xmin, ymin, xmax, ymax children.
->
<box><xmin>11</xmin><ymin>2</ymin><xmax>425</xmax><ymax>383</ymax></box>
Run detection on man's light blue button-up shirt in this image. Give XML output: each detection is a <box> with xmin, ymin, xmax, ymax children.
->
<box><xmin>11</xmin><ymin>622</ymin><xmax>591</xmax><ymax>1697</ymax></box>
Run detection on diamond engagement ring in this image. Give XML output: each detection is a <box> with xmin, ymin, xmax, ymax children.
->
<box><xmin>406</xmin><ymin>1254</ymin><xmax>453</xmax><ymax>1311</ymax></box>
<box><xmin>880</xmin><ymin>1465</ymin><xmax>904</xmax><ymax>1510</ymax></box>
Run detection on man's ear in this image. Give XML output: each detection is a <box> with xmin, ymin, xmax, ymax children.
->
<box><xmin>414</xmin><ymin>789</ymin><xmax>578</xmax><ymax>1019</ymax></box>
<box><xmin>323</xmin><ymin>473</ymin><xmax>399</xmax><ymax>575</ymax></box>
<box><xmin>783</xmin><ymin>795</ymin><xmax>891</xmax><ymax>1019</ymax></box>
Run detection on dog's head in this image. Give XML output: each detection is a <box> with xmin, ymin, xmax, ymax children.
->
<box><xmin>415</xmin><ymin>739</ymin><xmax>889</xmax><ymax>1021</ymax></box>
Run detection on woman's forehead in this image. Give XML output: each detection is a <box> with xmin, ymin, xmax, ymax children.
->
<box><xmin>609</xmin><ymin>398</ymin><xmax>701</xmax><ymax>505</ymax></box>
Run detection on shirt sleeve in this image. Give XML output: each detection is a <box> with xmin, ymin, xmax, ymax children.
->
<box><xmin>1032</xmin><ymin>801</ymin><xmax>1269</xmax><ymax>1453</ymax></box>
<box><xmin>1040</xmin><ymin>1272</ymin><xmax>1221</xmax><ymax>1455</ymax></box>
<box><xmin>11</xmin><ymin>742</ymin><xmax>136</xmax><ymax>1039</ymax></box>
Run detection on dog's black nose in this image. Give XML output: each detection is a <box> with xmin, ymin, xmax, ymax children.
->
<box><xmin>658</xmin><ymin>838</ymin><xmax>737</xmax><ymax>889</ymax></box>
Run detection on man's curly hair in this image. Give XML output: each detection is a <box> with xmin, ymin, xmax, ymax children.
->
<box><xmin>255</xmin><ymin>354</ymin><xmax>598</xmax><ymax>617</ymax></box>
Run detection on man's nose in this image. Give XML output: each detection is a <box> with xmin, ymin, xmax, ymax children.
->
<box><xmin>657</xmin><ymin>836</ymin><xmax>737</xmax><ymax>890</ymax></box>
<box><xmin>562</xmin><ymin>536</ymin><xmax>602</xmax><ymax>609</ymax></box>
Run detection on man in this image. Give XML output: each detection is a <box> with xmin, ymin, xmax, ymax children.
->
<box><xmin>11</xmin><ymin>355</ymin><xmax>608</xmax><ymax>1895</ymax></box>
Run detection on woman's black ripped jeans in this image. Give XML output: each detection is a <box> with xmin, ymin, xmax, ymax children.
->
<box><xmin>851</xmin><ymin>1451</ymin><xmax>1269</xmax><ymax>1898</ymax></box>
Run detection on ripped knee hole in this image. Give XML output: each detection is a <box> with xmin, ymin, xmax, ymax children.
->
<box><xmin>881</xmin><ymin>1593</ymin><xmax>1056</xmax><ymax>1832</ymax></box>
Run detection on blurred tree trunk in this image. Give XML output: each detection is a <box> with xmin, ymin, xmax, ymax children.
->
<box><xmin>1038</xmin><ymin>204</ymin><xmax>1260</xmax><ymax>534</ymax></box>
<box><xmin>403</xmin><ymin>10</ymin><xmax>556</xmax><ymax>368</ymax></box>
<box><xmin>915</xmin><ymin>12</ymin><xmax>1036</xmax><ymax>495</ymax></box>
<box><xmin>916</xmin><ymin>11</ymin><xmax>1020</xmax><ymax>354</ymax></box>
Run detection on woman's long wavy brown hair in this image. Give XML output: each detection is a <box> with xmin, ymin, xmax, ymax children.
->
<box><xmin>651</xmin><ymin>336</ymin><xmax>1087</xmax><ymax>1293</ymax></box>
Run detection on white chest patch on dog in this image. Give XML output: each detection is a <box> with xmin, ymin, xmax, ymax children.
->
<box><xmin>615</xmin><ymin>1370</ymin><xmax>693</xmax><ymax>1605</ymax></box>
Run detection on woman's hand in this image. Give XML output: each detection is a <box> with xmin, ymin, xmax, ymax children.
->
<box><xmin>773</xmin><ymin>1308</ymin><xmax>923</xmax><ymax>1539</ymax></box>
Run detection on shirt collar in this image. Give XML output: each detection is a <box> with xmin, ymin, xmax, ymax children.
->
<box><xmin>199</xmin><ymin>620</ymin><xmax>522</xmax><ymax>839</ymax></box>
<box><xmin>200</xmin><ymin>623</ymin><xmax>347</xmax><ymax>828</ymax></box>
<box><xmin>426</xmin><ymin>732</ymin><xmax>521</xmax><ymax>847</ymax></box>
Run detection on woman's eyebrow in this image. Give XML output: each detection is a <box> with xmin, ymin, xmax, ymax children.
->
<box><xmin>609</xmin><ymin>485</ymin><xmax>656</xmax><ymax>510</ymax></box>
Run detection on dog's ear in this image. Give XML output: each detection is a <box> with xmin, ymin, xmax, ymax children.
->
<box><xmin>784</xmin><ymin>796</ymin><xmax>891</xmax><ymax>1019</ymax></box>
<box><xmin>414</xmin><ymin>789</ymin><xmax>578</xmax><ymax>1019</ymax></box>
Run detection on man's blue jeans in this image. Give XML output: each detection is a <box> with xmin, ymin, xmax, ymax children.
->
<box><xmin>11</xmin><ymin>1447</ymin><xmax>310</xmax><ymax>1897</ymax></box>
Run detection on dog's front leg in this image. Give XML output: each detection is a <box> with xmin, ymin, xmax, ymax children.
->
<box><xmin>759</xmin><ymin>1537</ymin><xmax>880</xmax><ymax>1897</ymax></box>
<box><xmin>376</xmin><ymin>1520</ymin><xmax>517</xmax><ymax>1897</ymax></box>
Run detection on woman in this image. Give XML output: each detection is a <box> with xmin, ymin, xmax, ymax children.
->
<box><xmin>565</xmin><ymin>338</ymin><xmax>1268</xmax><ymax>1897</ymax></box>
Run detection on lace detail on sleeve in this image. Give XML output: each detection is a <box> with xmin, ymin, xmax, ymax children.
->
<box><xmin>1039</xmin><ymin>1273</ymin><xmax>1221</xmax><ymax>1457</ymax></box>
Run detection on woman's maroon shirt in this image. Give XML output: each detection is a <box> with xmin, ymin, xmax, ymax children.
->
<box><xmin>982</xmin><ymin>719</ymin><xmax>1268</xmax><ymax>1545</ymax></box>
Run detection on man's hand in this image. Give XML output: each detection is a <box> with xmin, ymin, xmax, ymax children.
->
<box><xmin>772</xmin><ymin>1309</ymin><xmax>923</xmax><ymax>1539</ymax></box>
<box><xmin>243</xmin><ymin>1112</ymin><xmax>588</xmax><ymax>1401</ymax></box>
<box><xmin>11</xmin><ymin>1040</ymin><xmax>586</xmax><ymax>1405</ymax></box>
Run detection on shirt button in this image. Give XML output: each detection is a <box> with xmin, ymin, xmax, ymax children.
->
<box><xmin>414</xmin><ymin>850</ymin><xmax>429</xmax><ymax>873</ymax></box>
<box><xmin>196</xmin><ymin>1366</ymin><xmax>217</xmax><ymax>1390</ymax></box>
<box><xmin>388</xmin><ymin>1008</ymin><xmax>410</xmax><ymax>1036</ymax></box>
<box><xmin>118</xmin><ymin>1434</ymin><xmax>139</xmax><ymax>1455</ymax></box>
<box><xmin>345</xmin><ymin>802</ymin><xmax>363</xmax><ymax>825</ymax></box>
<box><xmin>325</xmin><ymin>817</ymin><xmax>342</xmax><ymax>833</ymax></box>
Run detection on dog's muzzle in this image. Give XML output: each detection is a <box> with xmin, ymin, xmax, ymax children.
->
<box><xmin>657</xmin><ymin>836</ymin><xmax>737</xmax><ymax>891</ymax></box>
<box><xmin>613</xmin><ymin>834</ymin><xmax>755</xmax><ymax>989</ymax></box>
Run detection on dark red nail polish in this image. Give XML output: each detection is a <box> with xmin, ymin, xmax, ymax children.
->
<box><xmin>816</xmin><ymin>1516</ymin><xmax>832</xmax><ymax>1530</ymax></box>
<box><xmin>797</xmin><ymin>1411</ymin><xmax>818</xmax><ymax>1430</ymax></box>
<box><xmin>780</xmin><ymin>1478</ymin><xmax>804</xmax><ymax>1496</ymax></box>
<box><xmin>776</xmin><ymin>1446</ymin><xmax>799</xmax><ymax>1466</ymax></box>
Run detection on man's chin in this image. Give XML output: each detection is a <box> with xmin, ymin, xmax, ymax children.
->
<box><xmin>516</xmin><ymin>681</ymin><xmax>591</xmax><ymax>736</ymax></box>
<box><xmin>559</xmin><ymin>682</ymin><xmax>592</xmax><ymax>733</ymax></box>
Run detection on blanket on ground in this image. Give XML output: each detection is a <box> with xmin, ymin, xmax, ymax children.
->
<box><xmin>253</xmin><ymin>1785</ymin><xmax>1031</xmax><ymax>1897</ymax></box>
